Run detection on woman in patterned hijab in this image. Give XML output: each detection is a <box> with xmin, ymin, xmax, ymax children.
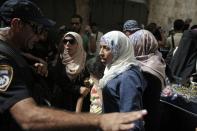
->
<box><xmin>129</xmin><ymin>29</ymin><xmax>166</xmax><ymax>87</ymax></box>
<box><xmin>129</xmin><ymin>29</ymin><xmax>166</xmax><ymax>131</ymax></box>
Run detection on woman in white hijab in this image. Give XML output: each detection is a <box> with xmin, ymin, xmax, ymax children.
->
<box><xmin>52</xmin><ymin>32</ymin><xmax>90</xmax><ymax>112</ymax></box>
<box><xmin>99</xmin><ymin>31</ymin><xmax>146</xmax><ymax>131</ymax></box>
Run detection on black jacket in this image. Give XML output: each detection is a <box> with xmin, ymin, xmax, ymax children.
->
<box><xmin>51</xmin><ymin>56</ymin><xmax>90</xmax><ymax>112</ymax></box>
<box><xmin>170</xmin><ymin>30</ymin><xmax>197</xmax><ymax>84</ymax></box>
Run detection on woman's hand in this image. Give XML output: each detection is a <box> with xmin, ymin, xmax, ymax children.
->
<box><xmin>80</xmin><ymin>86</ymin><xmax>90</xmax><ymax>97</ymax></box>
<box><xmin>34</xmin><ymin>62</ymin><xmax>48</xmax><ymax>77</ymax></box>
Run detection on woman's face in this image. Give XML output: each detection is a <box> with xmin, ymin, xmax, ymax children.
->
<box><xmin>99</xmin><ymin>42</ymin><xmax>113</xmax><ymax>65</ymax></box>
<box><xmin>63</xmin><ymin>35</ymin><xmax>78</xmax><ymax>56</ymax></box>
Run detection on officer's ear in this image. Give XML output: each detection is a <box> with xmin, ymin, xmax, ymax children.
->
<box><xmin>10</xmin><ymin>18</ymin><xmax>23</xmax><ymax>33</ymax></box>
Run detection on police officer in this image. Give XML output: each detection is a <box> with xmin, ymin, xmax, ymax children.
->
<box><xmin>0</xmin><ymin>0</ymin><xmax>147</xmax><ymax>131</ymax></box>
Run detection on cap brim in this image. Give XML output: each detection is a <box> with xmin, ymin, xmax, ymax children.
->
<box><xmin>32</xmin><ymin>17</ymin><xmax>56</xmax><ymax>27</ymax></box>
<box><xmin>123</xmin><ymin>27</ymin><xmax>141</xmax><ymax>32</ymax></box>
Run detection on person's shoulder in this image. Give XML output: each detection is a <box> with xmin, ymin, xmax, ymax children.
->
<box><xmin>118</xmin><ymin>66</ymin><xmax>140</xmax><ymax>78</ymax></box>
<box><xmin>129</xmin><ymin>65</ymin><xmax>141</xmax><ymax>73</ymax></box>
<box><xmin>174</xmin><ymin>32</ymin><xmax>183</xmax><ymax>37</ymax></box>
<box><xmin>0</xmin><ymin>54</ymin><xmax>13</xmax><ymax>64</ymax></box>
<box><xmin>0</xmin><ymin>54</ymin><xmax>8</xmax><ymax>59</ymax></box>
<box><xmin>82</xmin><ymin>33</ymin><xmax>89</xmax><ymax>39</ymax></box>
<box><xmin>0</xmin><ymin>53</ymin><xmax>17</xmax><ymax>66</ymax></box>
<box><xmin>0</xmin><ymin>55</ymin><xmax>14</xmax><ymax>93</ymax></box>
<box><xmin>127</xmin><ymin>66</ymin><xmax>144</xmax><ymax>79</ymax></box>
<box><xmin>98</xmin><ymin>31</ymin><xmax>103</xmax><ymax>36</ymax></box>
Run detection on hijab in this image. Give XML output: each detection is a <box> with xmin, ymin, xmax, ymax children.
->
<box><xmin>99</xmin><ymin>31</ymin><xmax>138</xmax><ymax>88</ymax></box>
<box><xmin>60</xmin><ymin>32</ymin><xmax>86</xmax><ymax>80</ymax></box>
<box><xmin>129</xmin><ymin>29</ymin><xmax>166</xmax><ymax>88</ymax></box>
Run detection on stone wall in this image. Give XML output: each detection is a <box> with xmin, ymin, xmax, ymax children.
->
<box><xmin>148</xmin><ymin>0</ymin><xmax>197</xmax><ymax>32</ymax></box>
<box><xmin>75</xmin><ymin>0</ymin><xmax>90</xmax><ymax>26</ymax></box>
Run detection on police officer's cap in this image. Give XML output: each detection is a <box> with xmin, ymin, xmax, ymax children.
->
<box><xmin>0</xmin><ymin>0</ymin><xmax>55</xmax><ymax>27</ymax></box>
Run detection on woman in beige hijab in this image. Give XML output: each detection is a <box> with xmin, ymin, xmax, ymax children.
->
<box><xmin>52</xmin><ymin>32</ymin><xmax>90</xmax><ymax>112</ymax></box>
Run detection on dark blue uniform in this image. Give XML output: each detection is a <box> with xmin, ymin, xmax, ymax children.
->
<box><xmin>0</xmin><ymin>42</ymin><xmax>32</xmax><ymax>131</ymax></box>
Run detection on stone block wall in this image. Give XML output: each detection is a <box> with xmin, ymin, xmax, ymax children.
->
<box><xmin>148</xmin><ymin>0</ymin><xmax>197</xmax><ymax>32</ymax></box>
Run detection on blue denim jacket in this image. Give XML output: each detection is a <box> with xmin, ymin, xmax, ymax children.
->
<box><xmin>102</xmin><ymin>66</ymin><xmax>146</xmax><ymax>131</ymax></box>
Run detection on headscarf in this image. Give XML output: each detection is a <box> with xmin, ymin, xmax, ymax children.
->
<box><xmin>60</xmin><ymin>32</ymin><xmax>86</xmax><ymax>80</ymax></box>
<box><xmin>99</xmin><ymin>31</ymin><xmax>138</xmax><ymax>88</ymax></box>
<box><xmin>129</xmin><ymin>29</ymin><xmax>166</xmax><ymax>88</ymax></box>
<box><xmin>123</xmin><ymin>20</ymin><xmax>141</xmax><ymax>32</ymax></box>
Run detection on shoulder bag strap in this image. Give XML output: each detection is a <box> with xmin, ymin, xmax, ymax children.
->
<box><xmin>171</xmin><ymin>34</ymin><xmax>175</xmax><ymax>48</ymax></box>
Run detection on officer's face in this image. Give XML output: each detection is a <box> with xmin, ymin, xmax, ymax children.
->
<box><xmin>19</xmin><ymin>19</ymin><xmax>46</xmax><ymax>51</ymax></box>
<box><xmin>9</xmin><ymin>18</ymin><xmax>38</xmax><ymax>51</ymax></box>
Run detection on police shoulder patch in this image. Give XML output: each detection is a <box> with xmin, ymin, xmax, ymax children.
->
<box><xmin>0</xmin><ymin>65</ymin><xmax>13</xmax><ymax>92</ymax></box>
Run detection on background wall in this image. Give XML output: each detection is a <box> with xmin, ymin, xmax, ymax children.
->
<box><xmin>0</xmin><ymin>0</ymin><xmax>147</xmax><ymax>33</ymax></box>
<box><xmin>1</xmin><ymin>0</ymin><xmax>197</xmax><ymax>33</ymax></box>
<box><xmin>0</xmin><ymin>0</ymin><xmax>75</xmax><ymax>28</ymax></box>
<box><xmin>32</xmin><ymin>0</ymin><xmax>75</xmax><ymax>28</ymax></box>
<box><xmin>90</xmin><ymin>0</ymin><xmax>148</xmax><ymax>32</ymax></box>
<box><xmin>148</xmin><ymin>0</ymin><xmax>197</xmax><ymax>32</ymax></box>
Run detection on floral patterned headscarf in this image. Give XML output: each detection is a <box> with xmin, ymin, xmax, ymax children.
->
<box><xmin>99</xmin><ymin>31</ymin><xmax>138</xmax><ymax>88</ymax></box>
<box><xmin>129</xmin><ymin>29</ymin><xmax>166</xmax><ymax>88</ymax></box>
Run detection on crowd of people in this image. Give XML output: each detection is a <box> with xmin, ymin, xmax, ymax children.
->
<box><xmin>0</xmin><ymin>0</ymin><xmax>197</xmax><ymax>131</ymax></box>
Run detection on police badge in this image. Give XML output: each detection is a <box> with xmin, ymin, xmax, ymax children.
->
<box><xmin>0</xmin><ymin>65</ymin><xmax>13</xmax><ymax>92</ymax></box>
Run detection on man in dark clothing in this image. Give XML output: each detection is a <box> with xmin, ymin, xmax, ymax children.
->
<box><xmin>170</xmin><ymin>29</ymin><xmax>197</xmax><ymax>84</ymax></box>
